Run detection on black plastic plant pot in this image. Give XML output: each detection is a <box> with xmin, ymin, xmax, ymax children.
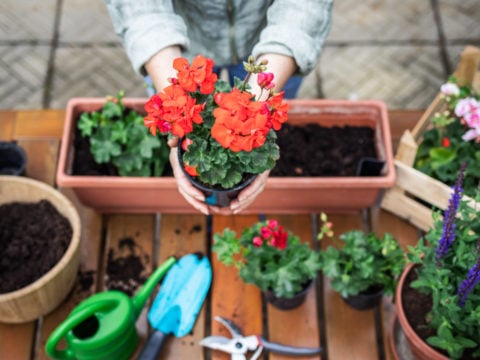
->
<box><xmin>177</xmin><ymin>145</ymin><xmax>256</xmax><ymax>208</ymax></box>
<box><xmin>342</xmin><ymin>285</ymin><xmax>384</xmax><ymax>311</ymax></box>
<box><xmin>0</xmin><ymin>141</ymin><xmax>27</xmax><ymax>175</ymax></box>
<box><xmin>263</xmin><ymin>280</ymin><xmax>314</xmax><ymax>311</ymax></box>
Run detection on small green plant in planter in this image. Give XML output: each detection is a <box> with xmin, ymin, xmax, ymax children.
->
<box><xmin>317</xmin><ymin>215</ymin><xmax>405</xmax><ymax>310</ymax></box>
<box><xmin>213</xmin><ymin>219</ymin><xmax>322</xmax><ymax>309</ymax></box>
<box><xmin>78</xmin><ymin>91</ymin><xmax>169</xmax><ymax>176</ymax></box>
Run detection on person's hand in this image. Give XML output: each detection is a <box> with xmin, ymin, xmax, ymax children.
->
<box><xmin>169</xmin><ymin>135</ymin><xmax>269</xmax><ymax>215</ymax></box>
<box><xmin>229</xmin><ymin>170</ymin><xmax>269</xmax><ymax>214</ymax></box>
<box><xmin>168</xmin><ymin>144</ymin><xmax>212</xmax><ymax>215</ymax></box>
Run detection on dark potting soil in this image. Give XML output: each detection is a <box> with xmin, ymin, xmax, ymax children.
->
<box><xmin>0</xmin><ymin>200</ymin><xmax>72</xmax><ymax>294</ymax></box>
<box><xmin>105</xmin><ymin>237</ymin><xmax>149</xmax><ymax>296</ymax></box>
<box><xmin>72</xmin><ymin>122</ymin><xmax>377</xmax><ymax>177</ymax></box>
<box><xmin>271</xmin><ymin>123</ymin><xmax>377</xmax><ymax>176</ymax></box>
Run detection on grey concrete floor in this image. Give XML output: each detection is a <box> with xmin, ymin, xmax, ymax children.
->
<box><xmin>0</xmin><ymin>0</ymin><xmax>479</xmax><ymax>111</ymax></box>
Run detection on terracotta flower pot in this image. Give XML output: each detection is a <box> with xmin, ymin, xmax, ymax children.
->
<box><xmin>56</xmin><ymin>98</ymin><xmax>395</xmax><ymax>213</ymax></box>
<box><xmin>393</xmin><ymin>264</ymin><xmax>448</xmax><ymax>360</ymax></box>
<box><xmin>0</xmin><ymin>176</ymin><xmax>81</xmax><ymax>323</ymax></box>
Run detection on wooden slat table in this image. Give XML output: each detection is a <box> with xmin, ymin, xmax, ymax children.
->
<box><xmin>0</xmin><ymin>109</ymin><xmax>422</xmax><ymax>360</ymax></box>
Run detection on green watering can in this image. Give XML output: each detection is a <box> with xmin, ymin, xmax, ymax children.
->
<box><xmin>45</xmin><ymin>257</ymin><xmax>176</xmax><ymax>360</ymax></box>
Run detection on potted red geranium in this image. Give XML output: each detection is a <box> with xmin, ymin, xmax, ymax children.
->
<box><xmin>143</xmin><ymin>55</ymin><xmax>289</xmax><ymax>207</ymax></box>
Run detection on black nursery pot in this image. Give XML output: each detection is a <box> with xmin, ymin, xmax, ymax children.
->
<box><xmin>0</xmin><ymin>141</ymin><xmax>27</xmax><ymax>175</ymax></box>
<box><xmin>264</xmin><ymin>280</ymin><xmax>314</xmax><ymax>311</ymax></box>
<box><xmin>177</xmin><ymin>145</ymin><xmax>256</xmax><ymax>208</ymax></box>
<box><xmin>342</xmin><ymin>285</ymin><xmax>384</xmax><ymax>311</ymax></box>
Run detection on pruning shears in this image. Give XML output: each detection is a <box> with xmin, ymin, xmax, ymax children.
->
<box><xmin>199</xmin><ymin>316</ymin><xmax>322</xmax><ymax>360</ymax></box>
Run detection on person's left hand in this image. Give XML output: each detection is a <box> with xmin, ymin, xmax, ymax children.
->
<box><xmin>228</xmin><ymin>170</ymin><xmax>270</xmax><ymax>214</ymax></box>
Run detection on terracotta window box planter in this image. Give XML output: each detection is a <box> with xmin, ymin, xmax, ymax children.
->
<box><xmin>56</xmin><ymin>98</ymin><xmax>395</xmax><ymax>214</ymax></box>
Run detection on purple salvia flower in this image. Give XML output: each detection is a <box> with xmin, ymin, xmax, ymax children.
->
<box><xmin>457</xmin><ymin>258</ymin><xmax>480</xmax><ymax>307</ymax></box>
<box><xmin>434</xmin><ymin>163</ymin><xmax>466</xmax><ymax>260</ymax></box>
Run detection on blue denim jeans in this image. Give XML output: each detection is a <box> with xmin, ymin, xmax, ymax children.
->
<box><xmin>145</xmin><ymin>62</ymin><xmax>302</xmax><ymax>98</ymax></box>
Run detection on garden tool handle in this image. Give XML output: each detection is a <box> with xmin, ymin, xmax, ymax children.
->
<box><xmin>136</xmin><ymin>330</ymin><xmax>168</xmax><ymax>360</ymax></box>
<box><xmin>259</xmin><ymin>336</ymin><xmax>322</xmax><ymax>356</ymax></box>
<box><xmin>45</xmin><ymin>300</ymin><xmax>115</xmax><ymax>360</ymax></box>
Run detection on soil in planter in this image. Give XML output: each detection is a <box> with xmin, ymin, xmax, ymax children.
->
<box><xmin>72</xmin><ymin>123</ymin><xmax>377</xmax><ymax>177</ymax></box>
<box><xmin>271</xmin><ymin>123</ymin><xmax>377</xmax><ymax>176</ymax></box>
<box><xmin>402</xmin><ymin>269</ymin><xmax>476</xmax><ymax>359</ymax></box>
<box><xmin>0</xmin><ymin>200</ymin><xmax>72</xmax><ymax>294</ymax></box>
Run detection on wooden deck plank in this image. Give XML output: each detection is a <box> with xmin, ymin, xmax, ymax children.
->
<box><xmin>0</xmin><ymin>111</ymin><xmax>16</xmax><ymax>140</ymax></box>
<box><xmin>265</xmin><ymin>214</ymin><xmax>322</xmax><ymax>360</ymax></box>
<box><xmin>17</xmin><ymin>139</ymin><xmax>59</xmax><ymax>185</ymax></box>
<box><xmin>101</xmin><ymin>214</ymin><xmax>156</xmax><ymax>358</ymax></box>
<box><xmin>14</xmin><ymin>110</ymin><xmax>65</xmax><ymax>138</ymax></box>
<box><xmin>320</xmin><ymin>212</ymin><xmax>380</xmax><ymax>360</ymax></box>
<box><xmin>0</xmin><ymin>323</ymin><xmax>36</xmax><ymax>360</ymax></box>
<box><xmin>210</xmin><ymin>215</ymin><xmax>264</xmax><ymax>360</ymax></box>
<box><xmin>370</xmin><ymin>207</ymin><xmax>420</xmax><ymax>360</ymax></box>
<box><xmin>156</xmin><ymin>214</ymin><xmax>208</xmax><ymax>360</ymax></box>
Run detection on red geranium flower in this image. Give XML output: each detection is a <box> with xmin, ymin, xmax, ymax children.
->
<box><xmin>184</xmin><ymin>163</ymin><xmax>198</xmax><ymax>177</ymax></box>
<box><xmin>442</xmin><ymin>137</ymin><xmax>451</xmax><ymax>147</ymax></box>
<box><xmin>212</xmin><ymin>88</ymin><xmax>270</xmax><ymax>152</ymax></box>
<box><xmin>266</xmin><ymin>92</ymin><xmax>290</xmax><ymax>131</ymax></box>
<box><xmin>144</xmin><ymin>84</ymin><xmax>204</xmax><ymax>138</ymax></box>
<box><xmin>174</xmin><ymin>55</ymin><xmax>218</xmax><ymax>95</ymax></box>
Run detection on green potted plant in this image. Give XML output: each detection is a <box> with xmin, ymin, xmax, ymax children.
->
<box><xmin>213</xmin><ymin>218</ymin><xmax>322</xmax><ymax>310</ymax></box>
<box><xmin>395</xmin><ymin>163</ymin><xmax>480</xmax><ymax>360</ymax></box>
<box><xmin>317</xmin><ymin>214</ymin><xmax>405</xmax><ymax>310</ymax></box>
<box><xmin>414</xmin><ymin>77</ymin><xmax>480</xmax><ymax>197</ymax></box>
<box><xmin>143</xmin><ymin>55</ymin><xmax>289</xmax><ymax>207</ymax></box>
<box><xmin>76</xmin><ymin>91</ymin><xmax>169</xmax><ymax>177</ymax></box>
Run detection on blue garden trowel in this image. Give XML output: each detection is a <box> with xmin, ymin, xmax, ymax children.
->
<box><xmin>137</xmin><ymin>253</ymin><xmax>212</xmax><ymax>360</ymax></box>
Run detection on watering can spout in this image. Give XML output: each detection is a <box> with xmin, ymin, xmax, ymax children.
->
<box><xmin>132</xmin><ymin>257</ymin><xmax>176</xmax><ymax>318</ymax></box>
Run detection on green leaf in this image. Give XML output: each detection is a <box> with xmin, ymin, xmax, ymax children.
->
<box><xmin>90</xmin><ymin>127</ymin><xmax>121</xmax><ymax>163</ymax></box>
<box><xmin>102</xmin><ymin>100</ymin><xmax>122</xmax><ymax>119</ymax></box>
<box><xmin>429</xmin><ymin>147</ymin><xmax>456</xmax><ymax>169</ymax></box>
<box><xmin>78</xmin><ymin>112</ymin><xmax>98</xmax><ymax>137</ymax></box>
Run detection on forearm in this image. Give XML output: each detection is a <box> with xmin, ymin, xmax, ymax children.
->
<box><xmin>145</xmin><ymin>46</ymin><xmax>183</xmax><ymax>92</ymax></box>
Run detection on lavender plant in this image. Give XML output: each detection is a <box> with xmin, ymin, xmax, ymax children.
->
<box><xmin>407</xmin><ymin>163</ymin><xmax>480</xmax><ymax>359</ymax></box>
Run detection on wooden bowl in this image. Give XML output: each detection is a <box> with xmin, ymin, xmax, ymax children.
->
<box><xmin>0</xmin><ymin>176</ymin><xmax>81</xmax><ymax>323</ymax></box>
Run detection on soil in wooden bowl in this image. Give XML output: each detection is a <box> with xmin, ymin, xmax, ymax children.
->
<box><xmin>0</xmin><ymin>200</ymin><xmax>72</xmax><ymax>294</ymax></box>
<box><xmin>72</xmin><ymin>123</ymin><xmax>377</xmax><ymax>177</ymax></box>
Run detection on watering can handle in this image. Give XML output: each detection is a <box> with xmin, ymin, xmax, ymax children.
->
<box><xmin>132</xmin><ymin>256</ymin><xmax>176</xmax><ymax>316</ymax></box>
<box><xmin>45</xmin><ymin>300</ymin><xmax>114</xmax><ymax>360</ymax></box>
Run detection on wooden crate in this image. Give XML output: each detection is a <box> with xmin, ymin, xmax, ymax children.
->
<box><xmin>381</xmin><ymin>45</ymin><xmax>480</xmax><ymax>232</ymax></box>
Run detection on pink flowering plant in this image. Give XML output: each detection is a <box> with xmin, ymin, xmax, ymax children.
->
<box><xmin>213</xmin><ymin>219</ymin><xmax>322</xmax><ymax>298</ymax></box>
<box><xmin>414</xmin><ymin>77</ymin><xmax>480</xmax><ymax>196</ymax></box>
<box><xmin>406</xmin><ymin>163</ymin><xmax>480</xmax><ymax>359</ymax></box>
